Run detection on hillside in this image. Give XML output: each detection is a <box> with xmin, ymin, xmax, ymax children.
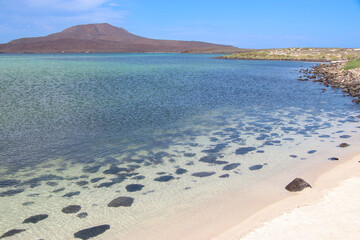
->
<box><xmin>0</xmin><ymin>23</ymin><xmax>239</xmax><ymax>53</ymax></box>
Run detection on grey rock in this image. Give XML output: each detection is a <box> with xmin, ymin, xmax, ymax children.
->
<box><xmin>285</xmin><ymin>178</ymin><xmax>312</xmax><ymax>192</ymax></box>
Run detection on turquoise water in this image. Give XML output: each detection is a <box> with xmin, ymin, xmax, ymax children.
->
<box><xmin>0</xmin><ymin>53</ymin><xmax>359</xmax><ymax>239</ymax></box>
<box><xmin>0</xmin><ymin>53</ymin><xmax>356</xmax><ymax>169</ymax></box>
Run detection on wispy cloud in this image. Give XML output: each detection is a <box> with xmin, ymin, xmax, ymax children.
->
<box><xmin>24</xmin><ymin>0</ymin><xmax>110</xmax><ymax>11</ymax></box>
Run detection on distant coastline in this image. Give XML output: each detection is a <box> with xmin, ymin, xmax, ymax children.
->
<box><xmin>216</xmin><ymin>47</ymin><xmax>360</xmax><ymax>62</ymax></box>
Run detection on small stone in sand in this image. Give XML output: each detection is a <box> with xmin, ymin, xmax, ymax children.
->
<box><xmin>328</xmin><ymin>157</ymin><xmax>339</xmax><ymax>161</ymax></box>
<box><xmin>338</xmin><ymin>143</ymin><xmax>350</xmax><ymax>148</ymax></box>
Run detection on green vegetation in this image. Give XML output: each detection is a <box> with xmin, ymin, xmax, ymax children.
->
<box><xmin>343</xmin><ymin>58</ymin><xmax>360</xmax><ymax>70</ymax></box>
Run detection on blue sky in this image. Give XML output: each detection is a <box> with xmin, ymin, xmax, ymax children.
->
<box><xmin>0</xmin><ymin>0</ymin><xmax>359</xmax><ymax>48</ymax></box>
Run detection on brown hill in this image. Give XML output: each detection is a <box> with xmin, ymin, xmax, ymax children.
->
<box><xmin>0</xmin><ymin>23</ymin><xmax>240</xmax><ymax>53</ymax></box>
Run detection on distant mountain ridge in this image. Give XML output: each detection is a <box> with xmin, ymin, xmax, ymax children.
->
<box><xmin>0</xmin><ymin>23</ymin><xmax>241</xmax><ymax>53</ymax></box>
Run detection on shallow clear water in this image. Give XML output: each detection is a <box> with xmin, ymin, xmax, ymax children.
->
<box><xmin>0</xmin><ymin>53</ymin><xmax>359</xmax><ymax>239</ymax></box>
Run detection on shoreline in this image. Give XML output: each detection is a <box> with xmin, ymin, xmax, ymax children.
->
<box><xmin>215</xmin><ymin>56</ymin><xmax>331</xmax><ymax>63</ymax></box>
<box><xmin>112</xmin><ymin>123</ymin><xmax>360</xmax><ymax>240</ymax></box>
<box><xmin>117</xmin><ymin>60</ymin><xmax>360</xmax><ymax>240</ymax></box>
<box><xmin>216</xmin><ymin>151</ymin><xmax>360</xmax><ymax>240</ymax></box>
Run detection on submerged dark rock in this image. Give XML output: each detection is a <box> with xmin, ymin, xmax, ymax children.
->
<box><xmin>107</xmin><ymin>196</ymin><xmax>134</xmax><ymax>207</ymax></box>
<box><xmin>0</xmin><ymin>229</ymin><xmax>26</xmax><ymax>239</ymax></box>
<box><xmin>214</xmin><ymin>160</ymin><xmax>228</xmax><ymax>165</ymax></box>
<box><xmin>285</xmin><ymin>178</ymin><xmax>312</xmax><ymax>192</ymax></box>
<box><xmin>24</xmin><ymin>174</ymin><xmax>64</xmax><ymax>187</ymax></box>
<box><xmin>340</xmin><ymin>135</ymin><xmax>351</xmax><ymax>138</ymax></box>
<box><xmin>328</xmin><ymin>157</ymin><xmax>339</xmax><ymax>161</ymax></box>
<box><xmin>62</xmin><ymin>205</ymin><xmax>81</xmax><ymax>214</ymax></box>
<box><xmin>96</xmin><ymin>182</ymin><xmax>116</xmax><ymax>188</ymax></box>
<box><xmin>154</xmin><ymin>175</ymin><xmax>174</xmax><ymax>182</ymax></box>
<box><xmin>219</xmin><ymin>174</ymin><xmax>230</xmax><ymax>178</ymax></box>
<box><xmin>46</xmin><ymin>181</ymin><xmax>58</xmax><ymax>187</ymax></box>
<box><xmin>53</xmin><ymin>187</ymin><xmax>65</xmax><ymax>193</ymax></box>
<box><xmin>249</xmin><ymin>164</ymin><xmax>263</xmax><ymax>171</ymax></box>
<box><xmin>307</xmin><ymin>150</ymin><xmax>317</xmax><ymax>154</ymax></box>
<box><xmin>175</xmin><ymin>168</ymin><xmax>187</xmax><ymax>175</ymax></box>
<box><xmin>202</xmin><ymin>143</ymin><xmax>227</xmax><ymax>154</ymax></box>
<box><xmin>82</xmin><ymin>165</ymin><xmax>101</xmax><ymax>174</ymax></box>
<box><xmin>199</xmin><ymin>155</ymin><xmax>217</xmax><ymax>163</ymax></box>
<box><xmin>74</xmin><ymin>224</ymin><xmax>110</xmax><ymax>240</ymax></box>
<box><xmin>184</xmin><ymin>153</ymin><xmax>196</xmax><ymax>157</ymax></box>
<box><xmin>0</xmin><ymin>188</ymin><xmax>24</xmax><ymax>197</ymax></box>
<box><xmin>223</xmin><ymin>163</ymin><xmax>240</xmax><ymax>171</ymax></box>
<box><xmin>63</xmin><ymin>191</ymin><xmax>80</xmax><ymax>197</ymax></box>
<box><xmin>22</xmin><ymin>201</ymin><xmax>35</xmax><ymax>206</ymax></box>
<box><xmin>235</xmin><ymin>147</ymin><xmax>256</xmax><ymax>155</ymax></box>
<box><xmin>0</xmin><ymin>179</ymin><xmax>20</xmax><ymax>188</ymax></box>
<box><xmin>76</xmin><ymin>181</ymin><xmax>89</xmax><ymax>186</ymax></box>
<box><xmin>103</xmin><ymin>165</ymin><xmax>126</xmax><ymax>175</ymax></box>
<box><xmin>125</xmin><ymin>184</ymin><xmax>144</xmax><ymax>192</ymax></box>
<box><xmin>90</xmin><ymin>177</ymin><xmax>104</xmax><ymax>183</ymax></box>
<box><xmin>77</xmin><ymin>212</ymin><xmax>88</xmax><ymax>219</ymax></box>
<box><xmin>191</xmin><ymin>172</ymin><xmax>216</xmax><ymax>178</ymax></box>
<box><xmin>131</xmin><ymin>175</ymin><xmax>145</xmax><ymax>180</ymax></box>
<box><xmin>23</xmin><ymin>214</ymin><xmax>48</xmax><ymax>224</ymax></box>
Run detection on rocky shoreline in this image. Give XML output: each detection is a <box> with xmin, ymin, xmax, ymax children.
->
<box><xmin>216</xmin><ymin>56</ymin><xmax>330</xmax><ymax>62</ymax></box>
<box><xmin>299</xmin><ymin>62</ymin><xmax>360</xmax><ymax>103</ymax></box>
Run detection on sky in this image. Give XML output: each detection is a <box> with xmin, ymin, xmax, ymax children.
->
<box><xmin>0</xmin><ymin>0</ymin><xmax>359</xmax><ymax>48</ymax></box>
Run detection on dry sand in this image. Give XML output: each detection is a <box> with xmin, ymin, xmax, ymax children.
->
<box><xmin>215</xmin><ymin>153</ymin><xmax>360</xmax><ymax>240</ymax></box>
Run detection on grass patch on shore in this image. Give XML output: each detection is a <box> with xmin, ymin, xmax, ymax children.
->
<box><xmin>343</xmin><ymin>58</ymin><xmax>360</xmax><ymax>70</ymax></box>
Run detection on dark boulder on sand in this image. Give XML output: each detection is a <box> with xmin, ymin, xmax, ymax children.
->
<box><xmin>338</xmin><ymin>143</ymin><xmax>350</xmax><ymax>148</ymax></box>
<box><xmin>285</xmin><ymin>178</ymin><xmax>312</xmax><ymax>192</ymax></box>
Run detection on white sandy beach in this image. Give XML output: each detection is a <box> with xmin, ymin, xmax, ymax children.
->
<box><xmin>216</xmin><ymin>153</ymin><xmax>360</xmax><ymax>240</ymax></box>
